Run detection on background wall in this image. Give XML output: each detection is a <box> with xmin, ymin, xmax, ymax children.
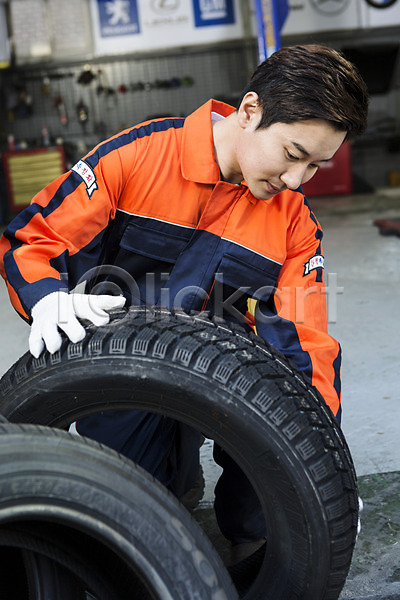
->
<box><xmin>0</xmin><ymin>0</ymin><xmax>399</xmax><ymax>209</ymax></box>
<box><xmin>282</xmin><ymin>24</ymin><xmax>400</xmax><ymax>191</ymax></box>
<box><xmin>0</xmin><ymin>42</ymin><xmax>256</xmax><ymax>168</ymax></box>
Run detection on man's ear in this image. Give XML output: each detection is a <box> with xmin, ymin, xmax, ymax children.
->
<box><xmin>237</xmin><ymin>92</ymin><xmax>261</xmax><ymax>130</ymax></box>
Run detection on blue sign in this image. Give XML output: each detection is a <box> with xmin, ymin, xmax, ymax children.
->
<box><xmin>96</xmin><ymin>0</ymin><xmax>140</xmax><ymax>37</ymax></box>
<box><xmin>192</xmin><ymin>0</ymin><xmax>235</xmax><ymax>27</ymax></box>
<box><xmin>254</xmin><ymin>0</ymin><xmax>289</xmax><ymax>62</ymax></box>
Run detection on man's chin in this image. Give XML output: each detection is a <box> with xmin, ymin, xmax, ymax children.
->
<box><xmin>251</xmin><ymin>188</ymin><xmax>277</xmax><ymax>201</ymax></box>
<box><xmin>249</xmin><ymin>181</ymin><xmax>284</xmax><ymax>201</ymax></box>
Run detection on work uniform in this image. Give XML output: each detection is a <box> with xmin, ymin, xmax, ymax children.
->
<box><xmin>0</xmin><ymin>99</ymin><xmax>342</xmax><ymax>543</ymax></box>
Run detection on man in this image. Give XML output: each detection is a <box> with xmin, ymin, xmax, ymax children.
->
<box><xmin>0</xmin><ymin>45</ymin><xmax>368</xmax><ymax>563</ymax></box>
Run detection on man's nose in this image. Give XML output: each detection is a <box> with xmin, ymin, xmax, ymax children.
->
<box><xmin>280</xmin><ymin>165</ymin><xmax>308</xmax><ymax>190</ymax></box>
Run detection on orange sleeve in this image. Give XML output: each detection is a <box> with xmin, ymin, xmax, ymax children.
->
<box><xmin>0</xmin><ymin>133</ymin><xmax>134</xmax><ymax>319</ymax></box>
<box><xmin>254</xmin><ymin>205</ymin><xmax>341</xmax><ymax>418</ymax></box>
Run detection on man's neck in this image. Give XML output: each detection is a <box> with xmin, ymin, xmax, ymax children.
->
<box><xmin>212</xmin><ymin>113</ymin><xmax>243</xmax><ymax>184</ymax></box>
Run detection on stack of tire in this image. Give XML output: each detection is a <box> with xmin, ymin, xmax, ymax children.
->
<box><xmin>0</xmin><ymin>306</ymin><xmax>360</xmax><ymax>599</ymax></box>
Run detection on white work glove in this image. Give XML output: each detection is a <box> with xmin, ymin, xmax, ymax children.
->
<box><xmin>29</xmin><ymin>291</ymin><xmax>126</xmax><ymax>358</ymax></box>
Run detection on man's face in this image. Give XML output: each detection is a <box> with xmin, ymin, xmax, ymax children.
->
<box><xmin>233</xmin><ymin>96</ymin><xmax>346</xmax><ymax>201</ymax></box>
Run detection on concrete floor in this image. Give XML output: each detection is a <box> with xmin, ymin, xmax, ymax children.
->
<box><xmin>0</xmin><ymin>188</ymin><xmax>400</xmax><ymax>598</ymax></box>
<box><xmin>312</xmin><ymin>187</ymin><xmax>400</xmax><ymax>478</ymax></box>
<box><xmin>298</xmin><ymin>188</ymin><xmax>400</xmax><ymax>599</ymax></box>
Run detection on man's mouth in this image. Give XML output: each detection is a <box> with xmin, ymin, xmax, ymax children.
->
<box><xmin>266</xmin><ymin>181</ymin><xmax>284</xmax><ymax>195</ymax></box>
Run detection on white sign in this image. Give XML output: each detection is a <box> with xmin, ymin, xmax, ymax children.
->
<box><xmin>90</xmin><ymin>0</ymin><xmax>244</xmax><ymax>56</ymax></box>
<box><xmin>281</xmin><ymin>0</ymin><xmax>400</xmax><ymax>35</ymax></box>
<box><xmin>360</xmin><ymin>0</ymin><xmax>400</xmax><ymax>27</ymax></box>
<box><xmin>282</xmin><ymin>0</ymin><xmax>361</xmax><ymax>34</ymax></box>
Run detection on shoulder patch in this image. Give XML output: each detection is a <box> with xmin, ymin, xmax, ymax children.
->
<box><xmin>72</xmin><ymin>160</ymin><xmax>98</xmax><ymax>198</ymax></box>
<box><xmin>303</xmin><ymin>254</ymin><xmax>324</xmax><ymax>276</ymax></box>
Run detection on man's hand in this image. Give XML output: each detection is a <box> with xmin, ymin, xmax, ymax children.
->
<box><xmin>29</xmin><ymin>291</ymin><xmax>126</xmax><ymax>358</ymax></box>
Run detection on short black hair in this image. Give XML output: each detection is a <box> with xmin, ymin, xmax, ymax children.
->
<box><xmin>238</xmin><ymin>44</ymin><xmax>369</xmax><ymax>138</ymax></box>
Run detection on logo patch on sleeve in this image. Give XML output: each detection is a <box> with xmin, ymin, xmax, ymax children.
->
<box><xmin>72</xmin><ymin>160</ymin><xmax>98</xmax><ymax>198</ymax></box>
<box><xmin>303</xmin><ymin>254</ymin><xmax>324</xmax><ymax>276</ymax></box>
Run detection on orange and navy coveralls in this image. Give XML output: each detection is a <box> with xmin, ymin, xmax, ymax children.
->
<box><xmin>0</xmin><ymin>100</ymin><xmax>341</xmax><ymax>542</ymax></box>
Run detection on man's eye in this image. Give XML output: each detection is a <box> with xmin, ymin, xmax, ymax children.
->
<box><xmin>286</xmin><ymin>151</ymin><xmax>298</xmax><ymax>161</ymax></box>
<box><xmin>309</xmin><ymin>163</ymin><xmax>319</xmax><ymax>170</ymax></box>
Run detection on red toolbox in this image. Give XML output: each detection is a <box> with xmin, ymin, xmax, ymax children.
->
<box><xmin>302</xmin><ymin>140</ymin><xmax>353</xmax><ymax>197</ymax></box>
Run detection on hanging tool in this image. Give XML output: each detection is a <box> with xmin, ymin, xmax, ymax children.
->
<box><xmin>54</xmin><ymin>96</ymin><xmax>68</xmax><ymax>126</ymax></box>
<box><xmin>76</xmin><ymin>100</ymin><xmax>89</xmax><ymax>126</ymax></box>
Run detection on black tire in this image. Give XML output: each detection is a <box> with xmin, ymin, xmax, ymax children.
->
<box><xmin>23</xmin><ymin>554</ymin><xmax>82</xmax><ymax>600</ymax></box>
<box><xmin>0</xmin><ymin>421</ymin><xmax>237</xmax><ymax>600</ymax></box>
<box><xmin>0</xmin><ymin>306</ymin><xmax>359</xmax><ymax>600</ymax></box>
<box><xmin>1</xmin><ymin>548</ymin><xmax>83</xmax><ymax>600</ymax></box>
<box><xmin>1</xmin><ymin>526</ymin><xmax>114</xmax><ymax>599</ymax></box>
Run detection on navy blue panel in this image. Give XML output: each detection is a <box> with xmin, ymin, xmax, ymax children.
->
<box><xmin>8</xmin><ymin>227</ymin><xmax>109</xmax><ymax>315</ymax></box>
<box><xmin>302</xmin><ymin>193</ymin><xmax>323</xmax><ymax>237</ymax></box>
<box><xmin>49</xmin><ymin>250</ymin><xmax>69</xmax><ymax>283</ymax></box>
<box><xmin>160</xmin><ymin>229</ymin><xmax>283</xmax><ymax>314</ymax></box>
<box><xmin>65</xmin><ymin>228</ymin><xmax>108</xmax><ymax>290</ymax></box>
<box><xmin>5</xmin><ymin>203</ymin><xmax>44</xmax><ymax>245</ymax></box>
<box><xmin>215</xmin><ymin>251</ymin><xmax>280</xmax><ymax>302</ymax></box>
<box><xmin>18</xmin><ymin>277</ymin><xmax>67</xmax><ymax>318</ymax></box>
<box><xmin>333</xmin><ymin>345</ymin><xmax>342</xmax><ymax>406</ymax></box>
<box><xmin>2</xmin><ymin>249</ymin><xmax>29</xmax><ymax>291</ymax></box>
<box><xmin>335</xmin><ymin>405</ymin><xmax>342</xmax><ymax>426</ymax></box>
<box><xmin>255</xmin><ymin>299</ymin><xmax>313</xmax><ymax>384</ymax></box>
<box><xmin>119</xmin><ymin>218</ymin><xmax>194</xmax><ymax>264</ymax></box>
<box><xmin>300</xmin><ymin>192</ymin><xmax>324</xmax><ymax>283</ymax></box>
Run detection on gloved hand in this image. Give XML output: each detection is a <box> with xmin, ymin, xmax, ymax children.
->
<box><xmin>29</xmin><ymin>291</ymin><xmax>126</xmax><ymax>358</ymax></box>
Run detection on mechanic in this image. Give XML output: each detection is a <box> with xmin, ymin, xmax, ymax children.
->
<box><xmin>0</xmin><ymin>45</ymin><xmax>368</xmax><ymax>564</ymax></box>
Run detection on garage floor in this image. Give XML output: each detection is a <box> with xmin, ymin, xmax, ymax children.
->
<box><xmin>309</xmin><ymin>188</ymin><xmax>400</xmax><ymax>600</ymax></box>
<box><xmin>0</xmin><ymin>187</ymin><xmax>399</xmax><ymax>598</ymax></box>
